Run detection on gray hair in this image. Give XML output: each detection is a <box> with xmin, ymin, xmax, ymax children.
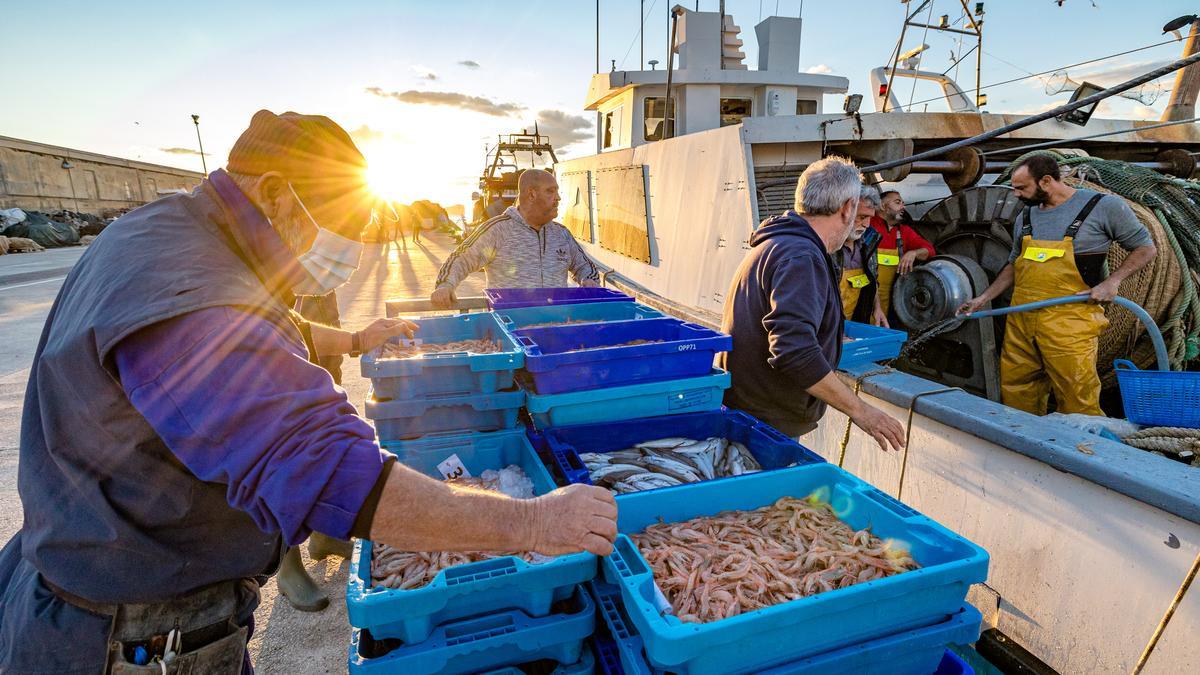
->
<box><xmin>794</xmin><ymin>156</ymin><xmax>863</xmax><ymax>216</ymax></box>
<box><xmin>859</xmin><ymin>184</ymin><xmax>881</xmax><ymax>210</ymax></box>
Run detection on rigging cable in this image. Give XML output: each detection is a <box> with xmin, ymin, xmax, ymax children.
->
<box><xmin>900</xmin><ymin>34</ymin><xmax>1185</xmax><ymax>111</ymax></box>
<box><xmin>863</xmin><ymin>46</ymin><xmax>1200</xmax><ymax>173</ymax></box>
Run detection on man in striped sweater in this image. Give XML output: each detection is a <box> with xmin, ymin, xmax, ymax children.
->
<box><xmin>431</xmin><ymin>169</ymin><xmax>600</xmax><ymax>307</ymax></box>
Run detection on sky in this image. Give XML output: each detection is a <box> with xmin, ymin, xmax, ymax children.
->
<box><xmin>3</xmin><ymin>0</ymin><xmax>1198</xmax><ymax>208</ymax></box>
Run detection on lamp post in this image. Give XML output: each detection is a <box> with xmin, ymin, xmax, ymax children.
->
<box><xmin>191</xmin><ymin>114</ymin><xmax>208</xmax><ymax>174</ymax></box>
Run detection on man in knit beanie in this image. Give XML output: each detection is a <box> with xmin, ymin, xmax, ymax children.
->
<box><xmin>0</xmin><ymin>110</ymin><xmax>617</xmax><ymax>673</ymax></box>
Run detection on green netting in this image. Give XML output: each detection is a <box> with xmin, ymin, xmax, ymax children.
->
<box><xmin>997</xmin><ymin>151</ymin><xmax>1200</xmax><ymax>371</ymax></box>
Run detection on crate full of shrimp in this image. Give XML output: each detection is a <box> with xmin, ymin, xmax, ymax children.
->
<box><xmin>513</xmin><ymin>317</ymin><xmax>732</xmax><ymax>395</ymax></box>
<box><xmin>347</xmin><ymin>428</ymin><xmax>597</xmax><ymax>643</ymax></box>
<box><xmin>349</xmin><ymin>586</ymin><xmax>595</xmax><ymax>674</ymax></box>
<box><xmin>600</xmin><ymin>464</ymin><xmax>989</xmax><ymax>675</ymax></box>
<box><xmin>361</xmin><ymin>312</ymin><xmax>523</xmax><ymax>400</ymax></box>
<box><xmin>492</xmin><ymin>300</ymin><xmax>665</xmax><ymax>333</ymax></box>
<box><xmin>543</xmin><ymin>409</ymin><xmax>823</xmax><ymax>491</ymax></box>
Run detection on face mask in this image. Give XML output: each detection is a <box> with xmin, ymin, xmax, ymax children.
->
<box><xmin>286</xmin><ymin>184</ymin><xmax>363</xmax><ymax>296</ymax></box>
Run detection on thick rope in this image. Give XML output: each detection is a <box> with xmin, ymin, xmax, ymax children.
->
<box><xmin>896</xmin><ymin>387</ymin><xmax>962</xmax><ymax>500</ymax></box>
<box><xmin>836</xmin><ymin>368</ymin><xmax>894</xmax><ymax>467</ymax></box>
<box><xmin>1132</xmin><ymin>551</ymin><xmax>1200</xmax><ymax>674</ymax></box>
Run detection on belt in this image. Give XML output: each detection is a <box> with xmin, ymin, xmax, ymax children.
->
<box><xmin>42</xmin><ymin>577</ymin><xmax>252</xmax><ymax>641</ymax></box>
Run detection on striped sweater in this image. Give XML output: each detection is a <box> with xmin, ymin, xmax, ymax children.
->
<box><xmin>435</xmin><ymin>206</ymin><xmax>600</xmax><ymax>290</ymax></box>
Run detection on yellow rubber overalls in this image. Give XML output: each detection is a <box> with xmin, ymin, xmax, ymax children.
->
<box><xmin>839</xmin><ymin>266</ymin><xmax>871</xmax><ymax>319</ymax></box>
<box><xmin>999</xmin><ymin>194</ymin><xmax>1108</xmax><ymax>416</ymax></box>
<box><xmin>875</xmin><ymin>227</ymin><xmax>902</xmax><ymax>315</ymax></box>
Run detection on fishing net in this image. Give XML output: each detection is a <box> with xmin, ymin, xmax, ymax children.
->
<box><xmin>997</xmin><ymin>151</ymin><xmax>1200</xmax><ymax>381</ymax></box>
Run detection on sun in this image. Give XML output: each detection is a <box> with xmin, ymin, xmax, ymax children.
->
<box><xmin>366</xmin><ymin>150</ymin><xmax>412</xmax><ymax>204</ymax></box>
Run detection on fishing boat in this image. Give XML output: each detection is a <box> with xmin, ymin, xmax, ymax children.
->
<box><xmin>556</xmin><ymin>5</ymin><xmax>1200</xmax><ymax>673</ymax></box>
<box><xmin>471</xmin><ymin>127</ymin><xmax>559</xmax><ymax>225</ymax></box>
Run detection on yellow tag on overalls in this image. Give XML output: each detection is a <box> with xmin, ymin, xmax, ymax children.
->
<box><xmin>1022</xmin><ymin>247</ymin><xmax>1066</xmax><ymax>263</ymax></box>
<box><xmin>847</xmin><ymin>273</ymin><xmax>870</xmax><ymax>289</ymax></box>
<box><xmin>877</xmin><ymin>252</ymin><xmax>900</xmax><ymax>266</ymax></box>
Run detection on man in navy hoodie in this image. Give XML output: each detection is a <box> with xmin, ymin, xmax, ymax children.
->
<box><xmin>719</xmin><ymin>157</ymin><xmax>905</xmax><ymax>450</ymax></box>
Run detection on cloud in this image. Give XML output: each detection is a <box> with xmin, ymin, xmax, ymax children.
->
<box><xmin>805</xmin><ymin>64</ymin><xmax>833</xmax><ymax>75</ymax></box>
<box><xmin>349</xmin><ymin>124</ymin><xmax>386</xmax><ymax>144</ymax></box>
<box><xmin>411</xmin><ymin>65</ymin><xmax>439</xmax><ymax>81</ymax></box>
<box><xmin>364</xmin><ymin>87</ymin><xmax>525</xmax><ymax>116</ymax></box>
<box><xmin>532</xmin><ymin>110</ymin><xmax>593</xmax><ymax>149</ymax></box>
<box><xmin>458</xmin><ymin>60</ymin><xmax>481</xmax><ymax>69</ymax></box>
<box><xmin>1072</xmin><ymin>59</ymin><xmax>1174</xmax><ymax>86</ymax></box>
<box><xmin>159</xmin><ymin>147</ymin><xmax>210</xmax><ymax>156</ymax></box>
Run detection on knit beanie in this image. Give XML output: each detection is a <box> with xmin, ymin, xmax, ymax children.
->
<box><xmin>227</xmin><ymin>110</ymin><xmax>372</xmax><ymax>237</ymax></box>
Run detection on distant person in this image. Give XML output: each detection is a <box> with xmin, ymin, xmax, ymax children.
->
<box><xmin>385</xmin><ymin>202</ymin><xmax>406</xmax><ymax>250</ymax></box>
<box><xmin>835</xmin><ymin>186</ymin><xmax>888</xmax><ymax>327</ymax></box>
<box><xmin>960</xmin><ymin>154</ymin><xmax>1156</xmax><ymax>416</ymax></box>
<box><xmin>431</xmin><ymin>169</ymin><xmax>600</xmax><ymax>308</ymax></box>
<box><xmin>871</xmin><ymin>190</ymin><xmax>936</xmax><ymax>316</ymax></box>
<box><xmin>411</xmin><ymin>204</ymin><xmax>423</xmax><ymax>245</ymax></box>
<box><xmin>471</xmin><ymin>191</ymin><xmax>487</xmax><ymax>224</ymax></box>
<box><xmin>718</xmin><ymin>156</ymin><xmax>904</xmax><ymax>451</ymax></box>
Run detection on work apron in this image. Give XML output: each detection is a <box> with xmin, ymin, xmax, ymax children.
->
<box><xmin>999</xmin><ymin>194</ymin><xmax>1108</xmax><ymax>416</ymax></box>
<box><xmin>839</xmin><ymin>266</ymin><xmax>870</xmax><ymax>319</ymax></box>
<box><xmin>875</xmin><ymin>228</ymin><xmax>902</xmax><ymax>315</ymax></box>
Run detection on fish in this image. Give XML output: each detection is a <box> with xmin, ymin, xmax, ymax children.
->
<box><xmin>636</xmin><ymin>437</ymin><xmax>693</xmax><ymax>449</ymax></box>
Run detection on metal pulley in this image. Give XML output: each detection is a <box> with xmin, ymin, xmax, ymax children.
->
<box><xmin>893</xmin><ymin>255</ymin><xmax>991</xmax><ymax>330</ymax></box>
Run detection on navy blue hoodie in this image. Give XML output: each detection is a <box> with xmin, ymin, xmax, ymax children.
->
<box><xmin>718</xmin><ymin>211</ymin><xmax>844</xmax><ymax>436</ymax></box>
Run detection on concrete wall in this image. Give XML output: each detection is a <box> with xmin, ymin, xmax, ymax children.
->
<box><xmin>0</xmin><ymin>136</ymin><xmax>203</xmax><ymax>215</ymax></box>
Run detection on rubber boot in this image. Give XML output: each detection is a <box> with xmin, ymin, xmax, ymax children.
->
<box><xmin>307</xmin><ymin>532</ymin><xmax>353</xmax><ymax>561</ymax></box>
<box><xmin>275</xmin><ymin>546</ymin><xmax>329</xmax><ymax>612</ymax></box>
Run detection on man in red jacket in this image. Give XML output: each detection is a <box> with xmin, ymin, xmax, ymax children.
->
<box><xmin>871</xmin><ymin>190</ymin><xmax>936</xmax><ymax>316</ymax></box>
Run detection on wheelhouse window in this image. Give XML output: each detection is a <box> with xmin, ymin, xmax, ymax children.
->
<box><xmin>720</xmin><ymin>97</ymin><xmax>752</xmax><ymax>126</ymax></box>
<box><xmin>796</xmin><ymin>99</ymin><xmax>818</xmax><ymax>115</ymax></box>
<box><xmin>643</xmin><ymin>97</ymin><xmax>676</xmax><ymax>141</ymax></box>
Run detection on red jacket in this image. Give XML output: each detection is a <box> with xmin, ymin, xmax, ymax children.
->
<box><xmin>870</xmin><ymin>216</ymin><xmax>935</xmax><ymax>256</ymax></box>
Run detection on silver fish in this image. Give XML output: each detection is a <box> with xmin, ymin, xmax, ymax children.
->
<box><xmin>732</xmin><ymin>441</ymin><xmax>761</xmax><ymax>471</ymax></box>
<box><xmin>639</xmin><ymin>455</ymin><xmax>703</xmax><ymax>483</ymax></box>
<box><xmin>636</xmin><ymin>437</ymin><xmax>693</xmax><ymax>449</ymax></box>
<box><xmin>579</xmin><ymin>452</ymin><xmax>613</xmax><ymax>469</ymax></box>
<box><xmin>591</xmin><ymin>463</ymin><xmax>650</xmax><ymax>483</ymax></box>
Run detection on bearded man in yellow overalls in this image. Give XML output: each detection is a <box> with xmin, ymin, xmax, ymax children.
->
<box><xmin>837</xmin><ymin>186</ymin><xmax>889</xmax><ymax>326</ymax></box>
<box><xmin>960</xmin><ymin>155</ymin><xmax>1157</xmax><ymax>415</ymax></box>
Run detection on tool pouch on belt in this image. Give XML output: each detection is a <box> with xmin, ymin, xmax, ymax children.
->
<box><xmin>88</xmin><ymin>579</ymin><xmax>256</xmax><ymax>674</ymax></box>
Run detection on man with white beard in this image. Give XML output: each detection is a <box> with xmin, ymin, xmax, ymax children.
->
<box><xmin>834</xmin><ymin>186</ymin><xmax>888</xmax><ymax>327</ymax></box>
<box><xmin>718</xmin><ymin>157</ymin><xmax>904</xmax><ymax>451</ymax></box>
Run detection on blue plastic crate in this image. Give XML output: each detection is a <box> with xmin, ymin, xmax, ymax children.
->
<box><xmin>348</xmin><ymin>429</ymin><xmax>597</xmax><ymax>643</ymax></box>
<box><xmin>494</xmin><ymin>300</ymin><xmax>666</xmax><ymax>332</ymax></box>
<box><xmin>759</xmin><ymin>605</ymin><xmax>982</xmax><ymax>674</ymax></box>
<box><xmin>594</xmin><ymin>579</ymin><xmax>980</xmax><ymax>675</ymax></box>
<box><xmin>1114</xmin><ymin>359</ymin><xmax>1200</xmax><ymax>428</ymax></box>
<box><xmin>591</xmin><ymin>580</ymin><xmax>651</xmax><ymax>675</ymax></box>
<box><xmin>484</xmin><ymin>643</ymin><xmax>596</xmax><ymax>674</ymax></box>
<box><xmin>515</xmin><ymin>318</ymin><xmax>732</xmax><ymax>395</ymax></box>
<box><xmin>486</xmin><ymin>287</ymin><xmax>634</xmax><ymax>310</ymax></box>
<box><xmin>934</xmin><ymin>649</ymin><xmax>974</xmax><ymax>675</ymax></box>
<box><xmin>523</xmin><ymin>369</ymin><xmax>731</xmax><ymax>429</ymax></box>
<box><xmin>602</xmin><ymin>464</ymin><xmax>989</xmax><ymax>675</ymax></box>
<box><xmin>594</xmin><ymin>636</ymin><xmax>625</xmax><ymax>675</ymax></box>
<box><xmin>362</xmin><ymin>312</ymin><xmax>523</xmax><ymax>400</ymax></box>
<box><xmin>543</xmin><ymin>409</ymin><xmax>824</xmax><ymax>488</ymax></box>
<box><xmin>839</xmin><ymin>320</ymin><xmax>908</xmax><ymax>369</ymax></box>
<box><xmin>349</xmin><ymin>587</ymin><xmax>595</xmax><ymax>675</ymax></box>
<box><xmin>365</xmin><ymin>388</ymin><xmax>524</xmax><ymax>441</ymax></box>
